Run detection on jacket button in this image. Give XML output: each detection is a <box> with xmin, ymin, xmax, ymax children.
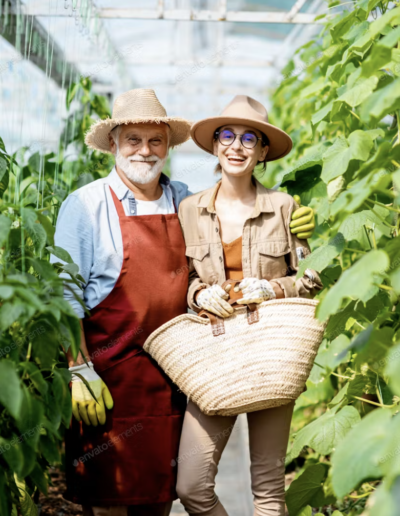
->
<box><xmin>215</xmin><ymin>228</ymin><xmax>218</xmax><ymax>232</ymax></box>
<box><xmin>219</xmin><ymin>256</ymin><xmax>223</xmax><ymax>262</ymax></box>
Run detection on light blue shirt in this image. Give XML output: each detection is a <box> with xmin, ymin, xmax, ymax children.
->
<box><xmin>51</xmin><ymin>167</ymin><xmax>191</xmax><ymax>318</ymax></box>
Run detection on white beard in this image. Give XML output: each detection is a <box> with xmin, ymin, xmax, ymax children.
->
<box><xmin>115</xmin><ymin>149</ymin><xmax>167</xmax><ymax>185</ymax></box>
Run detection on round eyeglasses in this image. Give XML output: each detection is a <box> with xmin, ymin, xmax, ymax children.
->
<box><xmin>215</xmin><ymin>129</ymin><xmax>262</xmax><ymax>149</ymax></box>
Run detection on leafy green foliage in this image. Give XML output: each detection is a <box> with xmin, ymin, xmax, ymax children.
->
<box><xmin>267</xmin><ymin>0</ymin><xmax>400</xmax><ymax>513</ymax></box>
<box><xmin>0</xmin><ymin>77</ymin><xmax>112</xmax><ymax>513</ymax></box>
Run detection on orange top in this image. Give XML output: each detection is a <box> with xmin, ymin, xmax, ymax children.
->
<box><xmin>222</xmin><ymin>236</ymin><xmax>244</xmax><ymax>281</ymax></box>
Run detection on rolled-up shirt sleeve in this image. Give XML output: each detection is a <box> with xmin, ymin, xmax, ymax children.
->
<box><xmin>270</xmin><ymin>197</ymin><xmax>323</xmax><ymax>299</ymax></box>
<box><xmin>50</xmin><ymin>194</ymin><xmax>93</xmax><ymax>318</ymax></box>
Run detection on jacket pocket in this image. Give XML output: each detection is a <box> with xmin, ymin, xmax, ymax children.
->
<box><xmin>185</xmin><ymin>244</ymin><xmax>210</xmax><ymax>262</ymax></box>
<box><xmin>257</xmin><ymin>240</ymin><xmax>290</xmax><ymax>280</ymax></box>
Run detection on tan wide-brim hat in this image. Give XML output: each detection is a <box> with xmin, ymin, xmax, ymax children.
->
<box><xmin>191</xmin><ymin>95</ymin><xmax>292</xmax><ymax>162</ymax></box>
<box><xmin>85</xmin><ymin>88</ymin><xmax>192</xmax><ymax>153</ymax></box>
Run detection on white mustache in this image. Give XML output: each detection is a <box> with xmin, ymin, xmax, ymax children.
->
<box><xmin>127</xmin><ymin>155</ymin><xmax>160</xmax><ymax>162</ymax></box>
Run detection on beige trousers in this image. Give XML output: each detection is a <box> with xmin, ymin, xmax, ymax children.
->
<box><xmin>176</xmin><ymin>401</ymin><xmax>295</xmax><ymax>516</ymax></box>
<box><xmin>82</xmin><ymin>502</ymin><xmax>172</xmax><ymax>516</ymax></box>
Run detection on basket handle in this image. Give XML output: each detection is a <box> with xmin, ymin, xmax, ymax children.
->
<box><xmin>198</xmin><ymin>280</ymin><xmax>260</xmax><ymax>337</ymax></box>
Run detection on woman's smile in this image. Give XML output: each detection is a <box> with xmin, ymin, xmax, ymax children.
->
<box><xmin>226</xmin><ymin>154</ymin><xmax>247</xmax><ymax>165</ymax></box>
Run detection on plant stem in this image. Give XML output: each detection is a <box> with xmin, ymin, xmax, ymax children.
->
<box><xmin>353</xmin><ymin>395</ymin><xmax>395</xmax><ymax>408</ymax></box>
<box><xmin>366</xmin><ymin>199</ymin><xmax>400</xmax><ymax>213</ymax></box>
<box><xmin>344</xmin><ymin>247</ymin><xmax>367</xmax><ymax>254</ymax></box>
<box><xmin>349</xmin><ymin>491</ymin><xmax>375</xmax><ymax>499</ymax></box>
<box><xmin>378</xmin><ymin>284</ymin><xmax>393</xmax><ymax>291</ymax></box>
<box><xmin>365</xmin><ymin>203</ymin><xmax>397</xmax><ymax>228</ymax></box>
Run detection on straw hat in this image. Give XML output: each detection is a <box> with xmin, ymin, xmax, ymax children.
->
<box><xmin>191</xmin><ymin>95</ymin><xmax>292</xmax><ymax>162</ymax></box>
<box><xmin>85</xmin><ymin>88</ymin><xmax>192</xmax><ymax>153</ymax></box>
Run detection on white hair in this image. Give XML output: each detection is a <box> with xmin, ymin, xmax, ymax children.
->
<box><xmin>110</xmin><ymin>125</ymin><xmax>122</xmax><ymax>149</ymax></box>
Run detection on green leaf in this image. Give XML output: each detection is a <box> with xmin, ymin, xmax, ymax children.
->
<box><xmin>31</xmin><ymin>319</ymin><xmax>59</xmax><ymax>369</ymax></box>
<box><xmin>317</xmin><ymin>250</ymin><xmax>389</xmax><ymax>321</ymax></box>
<box><xmin>324</xmin><ymin>302</ymin><xmax>356</xmax><ymax>340</ymax></box>
<box><xmin>286</xmin><ymin>464</ymin><xmax>327</xmax><ymax>516</ymax></box>
<box><xmin>0</xmin><ymin>360</ymin><xmax>23</xmax><ymax>419</ymax></box>
<box><xmin>0</xmin><ymin>466</ymin><xmax>11</xmax><ymax>516</ymax></box>
<box><xmin>0</xmin><ymin>438</ymin><xmax>36</xmax><ymax>478</ymax></box>
<box><xmin>295</xmin><ymin>376</ymin><xmax>335</xmax><ymax>409</ymax></box>
<box><xmin>311</xmin><ymin>101</ymin><xmax>334</xmax><ymax>126</ymax></box>
<box><xmin>363</xmin><ymin>478</ymin><xmax>400</xmax><ymax>516</ymax></box>
<box><xmin>15</xmin><ymin>476</ymin><xmax>38</xmax><ymax>516</ymax></box>
<box><xmin>52</xmin><ymin>370</ymin><xmax>72</xmax><ymax>427</ymax></box>
<box><xmin>360</xmin><ymin>78</ymin><xmax>400</xmax><ymax>123</ymax></box>
<box><xmin>321</xmin><ymin>131</ymin><xmax>374</xmax><ymax>183</ymax></box>
<box><xmin>315</xmin><ymin>334</ymin><xmax>351</xmax><ymax>372</ymax></box>
<box><xmin>384</xmin><ymin>343</ymin><xmax>400</xmax><ymax>396</ymax></box>
<box><xmin>21</xmin><ymin>208</ymin><xmax>47</xmax><ymax>254</ymax></box>
<box><xmin>338</xmin><ymin>208</ymin><xmax>387</xmax><ymax>242</ymax></box>
<box><xmin>354</xmin><ymin>326</ymin><xmax>394</xmax><ymax>374</ymax></box>
<box><xmin>0</xmin><ymin>285</ymin><xmax>15</xmax><ymax>300</ymax></box>
<box><xmin>0</xmin><ymin>214</ymin><xmax>12</xmax><ymax>246</ymax></box>
<box><xmin>294</xmin><ymin>507</ymin><xmax>312</xmax><ymax>516</ymax></box>
<box><xmin>15</xmin><ymin>386</ymin><xmax>44</xmax><ymax>448</ymax></box>
<box><xmin>330</xmin><ymin>168</ymin><xmax>391</xmax><ymax>217</ymax></box>
<box><xmin>36</xmin><ymin>212</ymin><xmax>55</xmax><ymax>246</ymax></box>
<box><xmin>46</xmin><ymin>245</ymin><xmax>73</xmax><ymax>264</ymax></box>
<box><xmin>281</xmin><ymin>152</ymin><xmax>323</xmax><ymax>184</ymax></box>
<box><xmin>66</xmin><ymin>82</ymin><xmax>79</xmax><ymax>110</ymax></box>
<box><xmin>331</xmin><ymin>408</ymin><xmax>392</xmax><ymax>497</ymax></box>
<box><xmin>39</xmin><ymin>434</ymin><xmax>61</xmax><ymax>465</ymax></box>
<box><xmin>29</xmin><ymin>463</ymin><xmax>48</xmax><ymax>495</ymax></box>
<box><xmin>21</xmin><ymin>362</ymin><xmax>48</xmax><ymax>396</ymax></box>
<box><xmin>335</xmin><ymin>75</ymin><xmax>379</xmax><ymax>107</ymax></box>
<box><xmin>287</xmin><ymin>406</ymin><xmax>360</xmax><ymax>462</ymax></box>
<box><xmin>297</xmin><ymin>233</ymin><xmax>345</xmax><ymax>278</ymax></box>
<box><xmin>0</xmin><ymin>155</ymin><xmax>9</xmax><ymax>198</ymax></box>
<box><xmin>368</xmin><ymin>6</ymin><xmax>400</xmax><ymax>39</ymax></box>
<box><xmin>361</xmin><ymin>47</ymin><xmax>392</xmax><ymax>77</ymax></box>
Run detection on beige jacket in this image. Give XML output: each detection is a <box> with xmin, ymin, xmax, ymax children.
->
<box><xmin>178</xmin><ymin>179</ymin><xmax>322</xmax><ymax>312</ymax></box>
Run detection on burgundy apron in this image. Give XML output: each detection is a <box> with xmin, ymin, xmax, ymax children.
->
<box><xmin>65</xmin><ymin>187</ymin><xmax>188</xmax><ymax>506</ymax></box>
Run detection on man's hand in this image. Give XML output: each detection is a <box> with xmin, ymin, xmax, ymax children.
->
<box><xmin>290</xmin><ymin>195</ymin><xmax>315</xmax><ymax>239</ymax></box>
<box><xmin>70</xmin><ymin>361</ymin><xmax>114</xmax><ymax>426</ymax></box>
<box><xmin>235</xmin><ymin>278</ymin><xmax>276</xmax><ymax>304</ymax></box>
<box><xmin>196</xmin><ymin>284</ymin><xmax>234</xmax><ymax>318</ymax></box>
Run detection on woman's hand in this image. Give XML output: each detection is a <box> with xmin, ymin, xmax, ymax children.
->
<box><xmin>290</xmin><ymin>195</ymin><xmax>315</xmax><ymax>240</ymax></box>
<box><xmin>196</xmin><ymin>284</ymin><xmax>234</xmax><ymax>318</ymax></box>
<box><xmin>235</xmin><ymin>278</ymin><xmax>276</xmax><ymax>304</ymax></box>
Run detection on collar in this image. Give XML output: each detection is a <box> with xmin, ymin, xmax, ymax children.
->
<box><xmin>197</xmin><ymin>177</ymin><xmax>274</xmax><ymax>218</ymax></box>
<box><xmin>108</xmin><ymin>167</ymin><xmax>171</xmax><ymax>201</ymax></box>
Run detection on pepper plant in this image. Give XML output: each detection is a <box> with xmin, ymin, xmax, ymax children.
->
<box><xmin>266</xmin><ymin>0</ymin><xmax>400</xmax><ymax>514</ymax></box>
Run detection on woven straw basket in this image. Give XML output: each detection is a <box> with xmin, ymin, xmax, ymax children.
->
<box><xmin>144</xmin><ymin>297</ymin><xmax>327</xmax><ymax>416</ymax></box>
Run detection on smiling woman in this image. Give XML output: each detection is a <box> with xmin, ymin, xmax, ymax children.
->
<box><xmin>213</xmin><ymin>124</ymin><xmax>270</xmax><ymax>175</ymax></box>
<box><xmin>175</xmin><ymin>94</ymin><xmax>323</xmax><ymax>516</ymax></box>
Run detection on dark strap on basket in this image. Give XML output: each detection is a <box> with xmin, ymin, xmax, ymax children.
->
<box><xmin>198</xmin><ymin>310</ymin><xmax>226</xmax><ymax>336</ymax></box>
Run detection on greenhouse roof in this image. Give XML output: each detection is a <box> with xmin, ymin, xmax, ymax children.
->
<box><xmin>1</xmin><ymin>0</ymin><xmax>327</xmax><ymax>189</ymax></box>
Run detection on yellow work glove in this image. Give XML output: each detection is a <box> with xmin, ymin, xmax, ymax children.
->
<box><xmin>290</xmin><ymin>195</ymin><xmax>315</xmax><ymax>240</ymax></box>
<box><xmin>69</xmin><ymin>361</ymin><xmax>114</xmax><ymax>426</ymax></box>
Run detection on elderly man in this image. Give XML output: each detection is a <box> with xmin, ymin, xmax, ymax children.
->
<box><xmin>53</xmin><ymin>89</ymin><xmax>192</xmax><ymax>516</ymax></box>
<box><xmin>52</xmin><ymin>88</ymin><xmax>315</xmax><ymax>515</ymax></box>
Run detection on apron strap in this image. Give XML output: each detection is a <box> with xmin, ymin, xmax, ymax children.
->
<box><xmin>109</xmin><ymin>186</ymin><xmax>126</xmax><ymax>218</ymax></box>
<box><xmin>110</xmin><ymin>185</ymin><xmax>178</xmax><ymax>216</ymax></box>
